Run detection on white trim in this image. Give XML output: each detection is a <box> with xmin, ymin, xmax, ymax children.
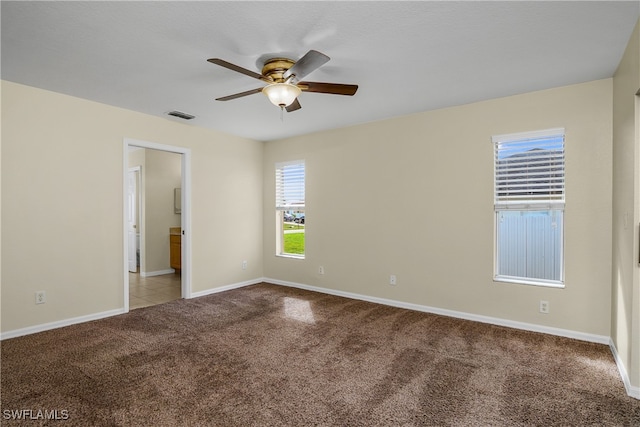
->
<box><xmin>181</xmin><ymin>148</ymin><xmax>192</xmax><ymax>299</ymax></box>
<box><xmin>4</xmin><ymin>277</ymin><xmax>636</xmax><ymax>399</ymax></box>
<box><xmin>140</xmin><ymin>269</ymin><xmax>175</xmax><ymax>278</ymax></box>
<box><xmin>267</xmin><ymin>279</ymin><xmax>640</xmax><ymax>397</ymax></box>
<box><xmin>189</xmin><ymin>278</ymin><xmax>263</xmax><ymax>298</ymax></box>
<box><xmin>265</xmin><ymin>278</ymin><xmax>640</xmax><ymax>397</ymax></box>
<box><xmin>275</xmin><ymin>254</ymin><xmax>305</xmax><ymax>260</ymax></box>
<box><xmin>0</xmin><ymin>309</ymin><xmax>125</xmax><ymax>341</ymax></box>
<box><xmin>0</xmin><ymin>278</ymin><xmax>263</xmax><ymax>340</ymax></box>
<box><xmin>123</xmin><ymin>145</ymin><xmax>131</xmax><ymax>311</ymax></box>
<box><xmin>0</xmin><ymin>278</ymin><xmax>616</xmax><ymax>350</ymax></box>
<box><xmin>275</xmin><ymin>159</ymin><xmax>306</xmax><ymax>168</ymax></box>
<box><xmin>493</xmin><ymin>276</ymin><xmax>565</xmax><ymax>289</ymax></box>
<box><xmin>492</xmin><ymin>127</ymin><xmax>565</xmax><ymax>143</ymax></box>
<box><xmin>264</xmin><ymin>277</ymin><xmax>609</xmax><ymax>345</ymax></box>
<box><xmin>125</xmin><ymin>138</ymin><xmax>189</xmax><ymax>154</ymax></box>
<box><xmin>495</xmin><ymin>201</ymin><xmax>566</xmax><ymax>210</ymax></box>
<box><xmin>609</xmin><ymin>339</ymin><xmax>640</xmax><ymax>400</ymax></box>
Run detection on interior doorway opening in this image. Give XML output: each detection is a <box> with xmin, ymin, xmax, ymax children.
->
<box><xmin>123</xmin><ymin>139</ymin><xmax>191</xmax><ymax>312</ymax></box>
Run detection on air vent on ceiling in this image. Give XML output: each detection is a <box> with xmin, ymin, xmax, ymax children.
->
<box><xmin>167</xmin><ymin>110</ymin><xmax>195</xmax><ymax>120</ymax></box>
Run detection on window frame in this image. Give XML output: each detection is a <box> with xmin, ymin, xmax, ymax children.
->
<box><xmin>275</xmin><ymin>160</ymin><xmax>305</xmax><ymax>259</ymax></box>
<box><xmin>492</xmin><ymin>128</ymin><xmax>566</xmax><ymax>288</ymax></box>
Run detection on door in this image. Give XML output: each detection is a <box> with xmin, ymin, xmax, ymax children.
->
<box><xmin>127</xmin><ymin>169</ymin><xmax>139</xmax><ymax>273</ymax></box>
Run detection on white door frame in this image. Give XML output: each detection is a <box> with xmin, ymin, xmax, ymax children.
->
<box><xmin>123</xmin><ymin>138</ymin><xmax>192</xmax><ymax>312</ymax></box>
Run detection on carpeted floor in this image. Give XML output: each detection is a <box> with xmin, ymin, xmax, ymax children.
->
<box><xmin>2</xmin><ymin>283</ymin><xmax>639</xmax><ymax>426</ymax></box>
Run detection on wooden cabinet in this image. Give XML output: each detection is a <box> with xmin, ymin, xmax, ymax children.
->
<box><xmin>170</xmin><ymin>232</ymin><xmax>181</xmax><ymax>271</ymax></box>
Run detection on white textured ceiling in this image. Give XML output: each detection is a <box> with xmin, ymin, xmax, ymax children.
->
<box><xmin>2</xmin><ymin>1</ymin><xmax>639</xmax><ymax>142</ymax></box>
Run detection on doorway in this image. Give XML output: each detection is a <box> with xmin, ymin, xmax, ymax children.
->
<box><xmin>123</xmin><ymin>139</ymin><xmax>191</xmax><ymax>312</ymax></box>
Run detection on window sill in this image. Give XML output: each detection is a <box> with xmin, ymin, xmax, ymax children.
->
<box><xmin>494</xmin><ymin>276</ymin><xmax>564</xmax><ymax>289</ymax></box>
<box><xmin>276</xmin><ymin>254</ymin><xmax>305</xmax><ymax>260</ymax></box>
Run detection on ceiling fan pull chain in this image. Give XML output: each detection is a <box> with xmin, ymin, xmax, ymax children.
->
<box><xmin>280</xmin><ymin>105</ymin><xmax>284</xmax><ymax>122</ymax></box>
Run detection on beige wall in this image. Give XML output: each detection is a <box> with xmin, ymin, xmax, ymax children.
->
<box><xmin>0</xmin><ymin>77</ymin><xmax>620</xmax><ymax>342</ymax></box>
<box><xmin>2</xmin><ymin>33</ymin><xmax>637</xmax><ymax>392</ymax></box>
<box><xmin>129</xmin><ymin>148</ymin><xmax>182</xmax><ymax>274</ymax></box>
<box><xmin>612</xmin><ymin>18</ymin><xmax>640</xmax><ymax>392</ymax></box>
<box><xmin>1</xmin><ymin>80</ymin><xmax>264</xmax><ymax>333</ymax></box>
<box><xmin>264</xmin><ymin>79</ymin><xmax>613</xmax><ymax>336</ymax></box>
<box><xmin>0</xmin><ymin>63</ymin><xmax>634</xmax><ymax>393</ymax></box>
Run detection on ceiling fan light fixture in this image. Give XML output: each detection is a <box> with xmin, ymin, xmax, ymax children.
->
<box><xmin>262</xmin><ymin>83</ymin><xmax>301</xmax><ymax>108</ymax></box>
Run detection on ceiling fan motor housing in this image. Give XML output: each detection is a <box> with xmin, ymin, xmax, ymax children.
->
<box><xmin>261</xmin><ymin>58</ymin><xmax>295</xmax><ymax>82</ymax></box>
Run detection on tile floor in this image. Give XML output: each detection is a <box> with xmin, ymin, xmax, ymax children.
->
<box><xmin>129</xmin><ymin>272</ymin><xmax>182</xmax><ymax>310</ymax></box>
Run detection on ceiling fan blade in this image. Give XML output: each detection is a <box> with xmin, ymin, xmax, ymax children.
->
<box><xmin>286</xmin><ymin>98</ymin><xmax>302</xmax><ymax>113</ymax></box>
<box><xmin>298</xmin><ymin>81</ymin><xmax>358</xmax><ymax>96</ymax></box>
<box><xmin>216</xmin><ymin>87</ymin><xmax>263</xmax><ymax>101</ymax></box>
<box><xmin>283</xmin><ymin>50</ymin><xmax>330</xmax><ymax>82</ymax></box>
<box><xmin>207</xmin><ymin>58</ymin><xmax>272</xmax><ymax>83</ymax></box>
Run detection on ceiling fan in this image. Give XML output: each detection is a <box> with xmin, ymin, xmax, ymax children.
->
<box><xmin>208</xmin><ymin>50</ymin><xmax>358</xmax><ymax>113</ymax></box>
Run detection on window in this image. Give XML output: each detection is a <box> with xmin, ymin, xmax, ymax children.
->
<box><xmin>493</xmin><ymin>128</ymin><xmax>565</xmax><ymax>287</ymax></box>
<box><xmin>275</xmin><ymin>160</ymin><xmax>305</xmax><ymax>257</ymax></box>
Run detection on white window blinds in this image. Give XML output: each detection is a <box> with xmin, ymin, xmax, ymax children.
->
<box><xmin>275</xmin><ymin>161</ymin><xmax>305</xmax><ymax>210</ymax></box>
<box><xmin>493</xmin><ymin>128</ymin><xmax>565</xmax><ymax>208</ymax></box>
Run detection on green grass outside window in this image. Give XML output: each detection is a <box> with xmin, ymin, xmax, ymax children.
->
<box><xmin>284</xmin><ymin>232</ymin><xmax>305</xmax><ymax>255</ymax></box>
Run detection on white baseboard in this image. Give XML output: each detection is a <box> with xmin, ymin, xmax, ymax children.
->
<box><xmin>266</xmin><ymin>277</ymin><xmax>640</xmax><ymax>398</ymax></box>
<box><xmin>264</xmin><ymin>277</ymin><xmax>611</xmax><ymax>345</ymax></box>
<box><xmin>609</xmin><ymin>339</ymin><xmax>640</xmax><ymax>400</ymax></box>
<box><xmin>4</xmin><ymin>276</ymin><xmax>637</xmax><ymax>400</ymax></box>
<box><xmin>189</xmin><ymin>278</ymin><xmax>263</xmax><ymax>298</ymax></box>
<box><xmin>140</xmin><ymin>269</ymin><xmax>175</xmax><ymax>277</ymax></box>
<box><xmin>0</xmin><ymin>277</ymin><xmax>263</xmax><ymax>340</ymax></box>
<box><xmin>0</xmin><ymin>308</ymin><xmax>125</xmax><ymax>341</ymax></box>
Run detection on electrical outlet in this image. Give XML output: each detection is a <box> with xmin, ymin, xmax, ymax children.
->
<box><xmin>389</xmin><ymin>275</ymin><xmax>397</xmax><ymax>286</ymax></box>
<box><xmin>242</xmin><ymin>260</ymin><xmax>247</xmax><ymax>270</ymax></box>
<box><xmin>35</xmin><ymin>291</ymin><xmax>46</xmax><ymax>305</ymax></box>
<box><xmin>318</xmin><ymin>266</ymin><xmax>325</xmax><ymax>275</ymax></box>
<box><xmin>539</xmin><ymin>300</ymin><xmax>549</xmax><ymax>314</ymax></box>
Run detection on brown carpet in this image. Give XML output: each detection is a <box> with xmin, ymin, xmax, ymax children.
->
<box><xmin>2</xmin><ymin>283</ymin><xmax>639</xmax><ymax>426</ymax></box>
